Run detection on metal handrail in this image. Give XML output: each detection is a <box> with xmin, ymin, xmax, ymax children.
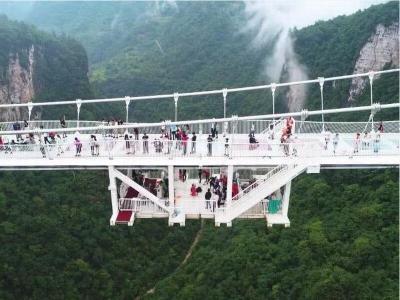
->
<box><xmin>232</xmin><ymin>164</ymin><xmax>288</xmax><ymax>203</ymax></box>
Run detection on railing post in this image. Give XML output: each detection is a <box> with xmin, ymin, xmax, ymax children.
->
<box><xmin>173</xmin><ymin>93</ymin><xmax>179</xmax><ymax>122</ymax></box>
<box><xmin>230</xmin><ymin>115</ymin><xmax>238</xmax><ymax>158</ymax></box>
<box><xmin>271</xmin><ymin>83</ymin><xmax>276</xmax><ymax>121</ymax></box>
<box><xmin>125</xmin><ymin>96</ymin><xmax>131</xmax><ymax>124</ymax></box>
<box><xmin>368</xmin><ymin>71</ymin><xmax>374</xmax><ymax>131</ymax></box>
<box><xmin>27</xmin><ymin>102</ymin><xmax>33</xmax><ymax>122</ymax></box>
<box><xmin>222</xmin><ymin>88</ymin><xmax>228</xmax><ymax>119</ymax></box>
<box><xmin>76</xmin><ymin>99</ymin><xmax>82</xmax><ymax>133</ymax></box>
<box><xmin>318</xmin><ymin>77</ymin><xmax>325</xmax><ymax>132</ymax></box>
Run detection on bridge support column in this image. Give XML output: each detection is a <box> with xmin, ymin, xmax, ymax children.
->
<box><xmin>281</xmin><ymin>181</ymin><xmax>292</xmax><ymax>228</ymax></box>
<box><xmin>108</xmin><ymin>166</ymin><xmax>119</xmax><ymax>226</ymax></box>
<box><xmin>225</xmin><ymin>165</ymin><xmax>233</xmax><ymax>227</ymax></box>
<box><xmin>168</xmin><ymin>165</ymin><xmax>185</xmax><ymax>226</ymax></box>
<box><xmin>168</xmin><ymin>165</ymin><xmax>175</xmax><ymax>210</ymax></box>
<box><xmin>226</xmin><ymin>165</ymin><xmax>233</xmax><ymax>208</ymax></box>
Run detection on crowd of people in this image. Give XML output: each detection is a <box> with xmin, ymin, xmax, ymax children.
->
<box><xmin>0</xmin><ymin>116</ymin><xmax>392</xmax><ymax>159</ymax></box>
<box><xmin>186</xmin><ymin>169</ymin><xmax>228</xmax><ymax>212</ymax></box>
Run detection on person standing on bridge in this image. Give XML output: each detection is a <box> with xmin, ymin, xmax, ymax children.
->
<box><xmin>333</xmin><ymin>133</ymin><xmax>339</xmax><ymax>155</ymax></box>
<box><xmin>142</xmin><ymin>133</ymin><xmax>149</xmax><ymax>154</ymax></box>
<box><xmin>378</xmin><ymin>121</ymin><xmax>384</xmax><ymax>133</ymax></box>
<box><xmin>60</xmin><ymin>116</ymin><xmax>67</xmax><ymax>138</ymax></box>
<box><xmin>207</xmin><ymin>135</ymin><xmax>213</xmax><ymax>156</ymax></box>
<box><xmin>205</xmin><ymin>188</ymin><xmax>212</xmax><ymax>210</ymax></box>
<box><xmin>191</xmin><ymin>132</ymin><xmax>197</xmax><ymax>154</ymax></box>
<box><xmin>134</xmin><ymin>127</ymin><xmax>139</xmax><ymax>140</ymax></box>
<box><xmin>74</xmin><ymin>137</ymin><xmax>82</xmax><ymax>157</ymax></box>
<box><xmin>373</xmin><ymin>132</ymin><xmax>381</xmax><ymax>153</ymax></box>
<box><xmin>224</xmin><ymin>138</ymin><xmax>229</xmax><ymax>157</ymax></box>
<box><xmin>353</xmin><ymin>133</ymin><xmax>361</xmax><ymax>154</ymax></box>
<box><xmin>170</xmin><ymin>124</ymin><xmax>177</xmax><ymax>140</ymax></box>
<box><xmin>124</xmin><ymin>133</ymin><xmax>131</xmax><ymax>154</ymax></box>
<box><xmin>250</xmin><ymin>123</ymin><xmax>255</xmax><ymax>138</ymax></box>
<box><xmin>324</xmin><ymin>129</ymin><xmax>331</xmax><ymax>150</ymax></box>
<box><xmin>182</xmin><ymin>132</ymin><xmax>188</xmax><ymax>155</ymax></box>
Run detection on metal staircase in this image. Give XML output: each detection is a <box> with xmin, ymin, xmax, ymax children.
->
<box><xmin>225</xmin><ymin>164</ymin><xmax>307</xmax><ymax>224</ymax></box>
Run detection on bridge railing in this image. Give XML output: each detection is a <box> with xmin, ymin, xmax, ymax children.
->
<box><xmin>0</xmin><ymin>119</ymin><xmax>277</xmax><ymax>135</ymax></box>
<box><xmin>0</xmin><ymin>134</ymin><xmax>398</xmax><ymax>161</ymax></box>
<box><xmin>119</xmin><ymin>197</ymin><xmax>169</xmax><ymax>214</ymax></box>
<box><xmin>296</xmin><ymin>120</ymin><xmax>399</xmax><ymax>134</ymax></box>
<box><xmin>175</xmin><ymin>200</ymin><xmax>217</xmax><ymax>215</ymax></box>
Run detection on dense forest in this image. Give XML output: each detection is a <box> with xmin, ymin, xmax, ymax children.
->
<box><xmin>0</xmin><ymin>1</ymin><xmax>398</xmax><ymax>299</ymax></box>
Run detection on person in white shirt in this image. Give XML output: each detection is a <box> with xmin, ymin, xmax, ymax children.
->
<box><xmin>324</xmin><ymin>129</ymin><xmax>331</xmax><ymax>150</ymax></box>
<box><xmin>56</xmin><ymin>134</ymin><xmax>64</xmax><ymax>156</ymax></box>
<box><xmin>332</xmin><ymin>133</ymin><xmax>339</xmax><ymax>155</ymax></box>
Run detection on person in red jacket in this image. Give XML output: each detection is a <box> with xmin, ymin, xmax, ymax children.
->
<box><xmin>232</xmin><ymin>182</ymin><xmax>239</xmax><ymax>198</ymax></box>
<box><xmin>190</xmin><ymin>184</ymin><xmax>197</xmax><ymax>197</ymax></box>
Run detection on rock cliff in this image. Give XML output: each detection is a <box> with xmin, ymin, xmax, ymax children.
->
<box><xmin>0</xmin><ymin>45</ymin><xmax>35</xmax><ymax>121</ymax></box>
<box><xmin>348</xmin><ymin>22</ymin><xmax>399</xmax><ymax>102</ymax></box>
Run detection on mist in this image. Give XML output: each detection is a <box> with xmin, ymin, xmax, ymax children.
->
<box><xmin>244</xmin><ymin>0</ymin><xmax>389</xmax><ymax>111</ymax></box>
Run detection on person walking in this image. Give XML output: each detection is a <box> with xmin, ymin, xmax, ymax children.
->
<box><xmin>198</xmin><ymin>168</ymin><xmax>202</xmax><ymax>183</ymax></box>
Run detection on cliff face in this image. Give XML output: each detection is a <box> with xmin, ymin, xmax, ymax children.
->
<box><xmin>0</xmin><ymin>46</ymin><xmax>35</xmax><ymax>121</ymax></box>
<box><xmin>0</xmin><ymin>16</ymin><xmax>92</xmax><ymax>121</ymax></box>
<box><xmin>348</xmin><ymin>22</ymin><xmax>399</xmax><ymax>102</ymax></box>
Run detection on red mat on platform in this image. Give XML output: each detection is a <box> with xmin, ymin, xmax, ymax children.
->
<box><xmin>125</xmin><ymin>187</ymin><xmax>139</xmax><ymax>198</ymax></box>
<box><xmin>116</xmin><ymin>211</ymin><xmax>132</xmax><ymax>222</ymax></box>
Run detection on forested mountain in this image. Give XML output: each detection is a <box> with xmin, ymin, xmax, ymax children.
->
<box><xmin>0</xmin><ymin>1</ymin><xmax>397</xmax><ymax>122</ymax></box>
<box><xmin>0</xmin><ymin>2</ymin><xmax>398</xmax><ymax>299</ymax></box>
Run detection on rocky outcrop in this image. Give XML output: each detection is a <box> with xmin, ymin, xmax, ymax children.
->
<box><xmin>0</xmin><ymin>45</ymin><xmax>35</xmax><ymax>121</ymax></box>
<box><xmin>348</xmin><ymin>23</ymin><xmax>399</xmax><ymax>102</ymax></box>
